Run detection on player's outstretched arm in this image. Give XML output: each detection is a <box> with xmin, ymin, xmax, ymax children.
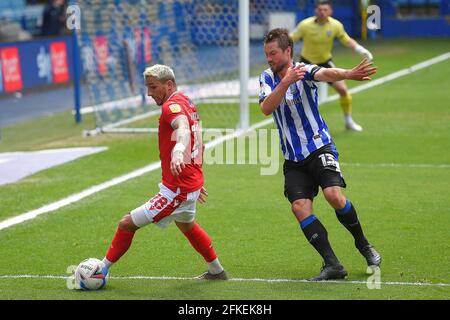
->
<box><xmin>314</xmin><ymin>59</ymin><xmax>377</xmax><ymax>83</ymax></box>
<box><xmin>170</xmin><ymin>115</ymin><xmax>190</xmax><ymax>176</ymax></box>
<box><xmin>289</xmin><ymin>24</ymin><xmax>302</xmax><ymax>43</ymax></box>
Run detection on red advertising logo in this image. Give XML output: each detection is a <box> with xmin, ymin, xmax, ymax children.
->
<box><xmin>144</xmin><ymin>28</ymin><xmax>152</xmax><ymax>63</ymax></box>
<box><xmin>0</xmin><ymin>47</ymin><xmax>23</xmax><ymax>92</ymax></box>
<box><xmin>94</xmin><ymin>36</ymin><xmax>109</xmax><ymax>75</ymax></box>
<box><xmin>50</xmin><ymin>41</ymin><xmax>69</xmax><ymax>83</ymax></box>
<box><xmin>134</xmin><ymin>27</ymin><xmax>152</xmax><ymax>63</ymax></box>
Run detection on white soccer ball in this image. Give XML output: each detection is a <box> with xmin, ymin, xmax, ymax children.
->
<box><xmin>74</xmin><ymin>258</ymin><xmax>107</xmax><ymax>290</ymax></box>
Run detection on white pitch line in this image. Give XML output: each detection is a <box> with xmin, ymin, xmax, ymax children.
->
<box><xmin>0</xmin><ymin>159</ymin><xmax>11</xmax><ymax>165</ymax></box>
<box><xmin>341</xmin><ymin>162</ymin><xmax>450</xmax><ymax>169</ymax></box>
<box><xmin>0</xmin><ymin>274</ymin><xmax>449</xmax><ymax>288</ymax></box>
<box><xmin>0</xmin><ymin>120</ymin><xmax>271</xmax><ymax>232</ymax></box>
<box><xmin>348</xmin><ymin>52</ymin><xmax>450</xmax><ymax>95</ymax></box>
<box><xmin>1</xmin><ymin>53</ymin><xmax>449</xmax><ymax>232</ymax></box>
<box><xmin>0</xmin><ymin>161</ymin><xmax>160</xmax><ymax>231</ymax></box>
<box><xmin>317</xmin><ymin>51</ymin><xmax>450</xmax><ymax>104</ymax></box>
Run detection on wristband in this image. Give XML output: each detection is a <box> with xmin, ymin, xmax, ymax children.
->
<box><xmin>354</xmin><ymin>44</ymin><xmax>373</xmax><ymax>61</ymax></box>
<box><xmin>173</xmin><ymin>142</ymin><xmax>186</xmax><ymax>153</ymax></box>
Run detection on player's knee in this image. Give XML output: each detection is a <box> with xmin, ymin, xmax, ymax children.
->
<box><xmin>335</xmin><ymin>84</ymin><xmax>348</xmax><ymax>96</ymax></box>
<box><xmin>338</xmin><ymin>88</ymin><xmax>348</xmax><ymax>97</ymax></box>
<box><xmin>175</xmin><ymin>220</ymin><xmax>196</xmax><ymax>233</ymax></box>
<box><xmin>333</xmin><ymin>82</ymin><xmax>348</xmax><ymax>96</ymax></box>
<box><xmin>291</xmin><ymin>199</ymin><xmax>312</xmax><ymax>220</ymax></box>
<box><xmin>118</xmin><ymin>213</ymin><xmax>139</xmax><ymax>232</ymax></box>
<box><xmin>323</xmin><ymin>188</ymin><xmax>346</xmax><ymax>209</ymax></box>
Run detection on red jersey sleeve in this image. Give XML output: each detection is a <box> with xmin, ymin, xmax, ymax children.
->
<box><xmin>161</xmin><ymin>102</ymin><xmax>185</xmax><ymax>127</ymax></box>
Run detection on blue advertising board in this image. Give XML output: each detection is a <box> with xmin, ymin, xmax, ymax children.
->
<box><xmin>0</xmin><ymin>36</ymin><xmax>74</xmax><ymax>93</ymax></box>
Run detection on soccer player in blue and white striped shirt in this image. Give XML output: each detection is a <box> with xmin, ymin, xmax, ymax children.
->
<box><xmin>259</xmin><ymin>28</ymin><xmax>381</xmax><ymax>281</ymax></box>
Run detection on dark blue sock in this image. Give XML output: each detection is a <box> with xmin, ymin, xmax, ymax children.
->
<box><xmin>335</xmin><ymin>200</ymin><xmax>369</xmax><ymax>250</ymax></box>
<box><xmin>300</xmin><ymin>214</ymin><xmax>317</xmax><ymax>229</ymax></box>
<box><xmin>300</xmin><ymin>214</ymin><xmax>340</xmax><ymax>266</ymax></box>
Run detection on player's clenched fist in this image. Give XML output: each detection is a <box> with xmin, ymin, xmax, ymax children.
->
<box><xmin>282</xmin><ymin>63</ymin><xmax>307</xmax><ymax>85</ymax></box>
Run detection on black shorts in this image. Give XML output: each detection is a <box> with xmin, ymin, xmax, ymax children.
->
<box><xmin>283</xmin><ymin>144</ymin><xmax>346</xmax><ymax>203</ymax></box>
<box><xmin>299</xmin><ymin>56</ymin><xmax>337</xmax><ymax>85</ymax></box>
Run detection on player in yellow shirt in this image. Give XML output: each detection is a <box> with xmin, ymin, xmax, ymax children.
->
<box><xmin>290</xmin><ymin>0</ymin><xmax>373</xmax><ymax>132</ymax></box>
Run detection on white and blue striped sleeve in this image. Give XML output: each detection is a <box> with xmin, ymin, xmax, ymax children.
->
<box><xmin>259</xmin><ymin>72</ymin><xmax>274</xmax><ymax>103</ymax></box>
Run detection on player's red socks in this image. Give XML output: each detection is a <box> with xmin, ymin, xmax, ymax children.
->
<box><xmin>105</xmin><ymin>224</ymin><xmax>217</xmax><ymax>266</ymax></box>
<box><xmin>105</xmin><ymin>227</ymin><xmax>135</xmax><ymax>263</ymax></box>
<box><xmin>183</xmin><ymin>223</ymin><xmax>217</xmax><ymax>262</ymax></box>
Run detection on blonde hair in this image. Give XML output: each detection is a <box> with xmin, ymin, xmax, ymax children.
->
<box><xmin>143</xmin><ymin>64</ymin><xmax>176</xmax><ymax>82</ymax></box>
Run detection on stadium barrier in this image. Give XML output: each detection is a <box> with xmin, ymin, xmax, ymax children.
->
<box><xmin>0</xmin><ymin>36</ymin><xmax>74</xmax><ymax>94</ymax></box>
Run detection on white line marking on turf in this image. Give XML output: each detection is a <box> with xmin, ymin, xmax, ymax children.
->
<box><xmin>346</xmin><ymin>52</ymin><xmax>450</xmax><ymax>95</ymax></box>
<box><xmin>0</xmin><ymin>161</ymin><xmax>160</xmax><ymax>231</ymax></box>
<box><xmin>342</xmin><ymin>162</ymin><xmax>450</xmax><ymax>169</ymax></box>
<box><xmin>0</xmin><ymin>158</ymin><xmax>11</xmax><ymax>165</ymax></box>
<box><xmin>1</xmin><ymin>53</ymin><xmax>449</xmax><ymax>232</ymax></box>
<box><xmin>0</xmin><ymin>122</ymin><xmax>270</xmax><ymax>231</ymax></box>
<box><xmin>0</xmin><ymin>274</ymin><xmax>449</xmax><ymax>288</ymax></box>
<box><xmin>318</xmin><ymin>51</ymin><xmax>450</xmax><ymax>103</ymax></box>
<box><xmin>0</xmin><ymin>147</ymin><xmax>108</xmax><ymax>156</ymax></box>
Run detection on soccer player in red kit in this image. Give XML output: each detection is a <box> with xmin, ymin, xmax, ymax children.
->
<box><xmin>101</xmin><ymin>64</ymin><xmax>228</xmax><ymax>280</ymax></box>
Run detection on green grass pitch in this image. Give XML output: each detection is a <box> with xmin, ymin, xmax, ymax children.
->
<box><xmin>0</xmin><ymin>39</ymin><xmax>449</xmax><ymax>300</ymax></box>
